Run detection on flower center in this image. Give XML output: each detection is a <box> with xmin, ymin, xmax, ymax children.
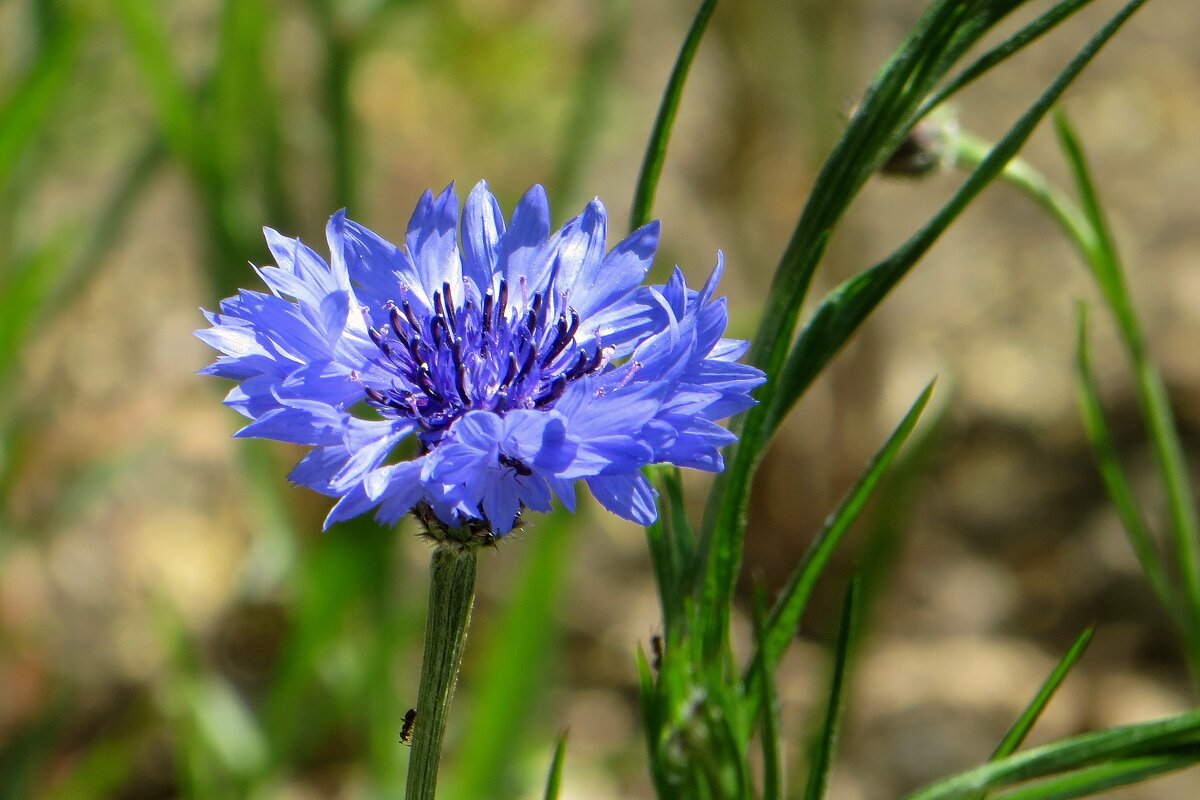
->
<box><xmin>361</xmin><ymin>279</ymin><xmax>607</xmax><ymax>440</ymax></box>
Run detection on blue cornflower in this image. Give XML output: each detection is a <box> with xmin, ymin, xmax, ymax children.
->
<box><xmin>198</xmin><ymin>182</ymin><xmax>765</xmax><ymax>535</ymax></box>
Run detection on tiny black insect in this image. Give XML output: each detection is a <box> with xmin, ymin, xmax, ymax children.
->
<box><xmin>399</xmin><ymin>708</ymin><xmax>417</xmax><ymax>745</ymax></box>
<box><xmin>498</xmin><ymin>452</ymin><xmax>533</xmax><ymax>476</ymax></box>
<box><xmin>650</xmin><ymin>634</ymin><xmax>664</xmax><ymax>671</ymax></box>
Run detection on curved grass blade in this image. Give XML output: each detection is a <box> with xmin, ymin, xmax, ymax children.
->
<box><xmin>742</xmin><ymin>381</ymin><xmax>934</xmax><ymax>717</ymax></box>
<box><xmin>542</xmin><ymin>731</ymin><xmax>569</xmax><ymax>800</ymax></box>
<box><xmin>918</xmin><ymin>0</ymin><xmax>1093</xmax><ymax>118</ymax></box>
<box><xmin>992</xmin><ymin>752</ymin><xmax>1200</xmax><ymax>800</ymax></box>
<box><xmin>802</xmin><ymin>578</ymin><xmax>860</xmax><ymax>800</ymax></box>
<box><xmin>695</xmin><ymin>0</ymin><xmax>1144</xmax><ymax>663</ymax></box>
<box><xmin>1054</xmin><ymin>111</ymin><xmax>1200</xmax><ymax>652</ymax></box>
<box><xmin>629</xmin><ymin>0</ymin><xmax>719</xmax><ymax>230</ymax></box>
<box><xmin>112</xmin><ymin>0</ymin><xmax>202</xmax><ymax>168</ymax></box>
<box><xmin>752</xmin><ymin>587</ymin><xmax>783</xmax><ymax>800</ymax></box>
<box><xmin>766</xmin><ymin>0</ymin><xmax>1148</xmax><ymax>437</ymax></box>
<box><xmin>646</xmin><ymin>468</ymin><xmax>698</xmax><ymax>635</ymax></box>
<box><xmin>1074</xmin><ymin>307</ymin><xmax>1179</xmax><ymax>623</ymax></box>
<box><xmin>0</xmin><ymin>18</ymin><xmax>83</xmax><ymax>183</ymax></box>
<box><xmin>552</xmin><ymin>0</ymin><xmax>630</xmax><ymax>209</ymax></box>
<box><xmin>904</xmin><ymin>710</ymin><xmax>1200</xmax><ymax>800</ymax></box>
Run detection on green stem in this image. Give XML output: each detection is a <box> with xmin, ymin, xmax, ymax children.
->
<box><xmin>406</xmin><ymin>545</ymin><xmax>478</xmax><ymax>800</ymax></box>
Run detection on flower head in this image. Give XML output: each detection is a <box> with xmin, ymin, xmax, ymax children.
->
<box><xmin>198</xmin><ymin>182</ymin><xmax>765</xmax><ymax>534</ymax></box>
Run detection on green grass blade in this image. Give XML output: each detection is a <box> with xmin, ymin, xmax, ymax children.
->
<box><xmin>0</xmin><ymin>234</ymin><xmax>72</xmax><ymax>382</ymax></box>
<box><xmin>743</xmin><ymin>382</ymin><xmax>933</xmax><ymax>712</ymax></box>
<box><xmin>636</xmin><ymin>646</ymin><xmax>672</xmax><ymax>798</ymax></box>
<box><xmin>441</xmin><ymin>510</ymin><xmax>575</xmax><ymax>800</ymax></box>
<box><xmin>42</xmin><ymin>735</ymin><xmax>139</xmax><ymax>800</ymax></box>
<box><xmin>767</xmin><ymin>0</ymin><xmax>1146</xmax><ymax>436</ymax></box>
<box><xmin>1074</xmin><ymin>307</ymin><xmax>1179</xmax><ymax>622</ymax></box>
<box><xmin>919</xmin><ymin>0</ymin><xmax>1093</xmax><ymax>116</ymax></box>
<box><xmin>905</xmin><ymin>710</ymin><xmax>1200</xmax><ymax>800</ymax></box>
<box><xmin>628</xmin><ymin>0</ymin><xmax>719</xmax><ymax>230</ymax></box>
<box><xmin>542</xmin><ymin>731</ymin><xmax>569</xmax><ymax>800</ymax></box>
<box><xmin>988</xmin><ymin>753</ymin><xmax>1195</xmax><ymax>800</ymax></box>
<box><xmin>694</xmin><ymin>0</ymin><xmax>1118</xmax><ymax>663</ymax></box>
<box><xmin>645</xmin><ymin>468</ymin><xmax>698</xmax><ymax>634</ymax></box>
<box><xmin>552</xmin><ymin>0</ymin><xmax>629</xmax><ymax>210</ymax></box>
<box><xmin>976</xmin><ymin>627</ymin><xmax>1095</xmax><ymax>789</ymax></box>
<box><xmin>1054</xmin><ymin>110</ymin><xmax>1200</xmax><ymax>651</ymax></box>
<box><xmin>0</xmin><ymin>18</ymin><xmax>83</xmax><ymax>183</ymax></box>
<box><xmin>991</xmin><ymin>752</ymin><xmax>1200</xmax><ymax>800</ymax></box>
<box><xmin>752</xmin><ymin>588</ymin><xmax>783</xmax><ymax>800</ymax></box>
<box><xmin>802</xmin><ymin>578</ymin><xmax>860</xmax><ymax>800</ymax></box>
<box><xmin>1052</xmin><ymin>111</ymin><xmax>1132</xmax><ymax>332</ymax></box>
<box><xmin>112</xmin><ymin>0</ymin><xmax>202</xmax><ymax>168</ymax></box>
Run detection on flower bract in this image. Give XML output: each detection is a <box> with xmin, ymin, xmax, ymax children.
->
<box><xmin>198</xmin><ymin>182</ymin><xmax>765</xmax><ymax>534</ymax></box>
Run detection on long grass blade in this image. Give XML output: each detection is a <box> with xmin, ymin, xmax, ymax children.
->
<box><xmin>990</xmin><ymin>752</ymin><xmax>1200</xmax><ymax>800</ymax></box>
<box><xmin>767</xmin><ymin>0</ymin><xmax>1147</xmax><ymax>436</ymax></box>
<box><xmin>112</xmin><ymin>0</ymin><xmax>201</xmax><ymax>168</ymax></box>
<box><xmin>1074</xmin><ymin>307</ymin><xmax>1179</xmax><ymax>622</ymax></box>
<box><xmin>904</xmin><ymin>710</ymin><xmax>1200</xmax><ymax>800</ymax></box>
<box><xmin>629</xmin><ymin>0</ymin><xmax>719</xmax><ymax>230</ymax></box>
<box><xmin>694</xmin><ymin>0</ymin><xmax>1135</xmax><ymax>663</ymax></box>
<box><xmin>752</xmin><ymin>588</ymin><xmax>783</xmax><ymax>800</ymax></box>
<box><xmin>1054</xmin><ymin>110</ymin><xmax>1200</xmax><ymax>653</ymax></box>
<box><xmin>0</xmin><ymin>18</ymin><xmax>83</xmax><ymax>183</ymax></box>
<box><xmin>552</xmin><ymin>0</ymin><xmax>630</xmax><ymax>210</ymax></box>
<box><xmin>989</xmin><ymin>628</ymin><xmax>1095</xmax><ymax>764</ymax></box>
<box><xmin>743</xmin><ymin>382</ymin><xmax>933</xmax><ymax>715</ymax></box>
<box><xmin>802</xmin><ymin>578</ymin><xmax>860</xmax><ymax>800</ymax></box>
<box><xmin>542</xmin><ymin>731</ymin><xmax>569</xmax><ymax>800</ymax></box>
<box><xmin>919</xmin><ymin>0</ymin><xmax>1094</xmax><ymax>117</ymax></box>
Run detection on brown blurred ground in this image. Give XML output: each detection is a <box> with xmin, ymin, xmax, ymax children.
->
<box><xmin>4</xmin><ymin>0</ymin><xmax>1200</xmax><ymax>797</ymax></box>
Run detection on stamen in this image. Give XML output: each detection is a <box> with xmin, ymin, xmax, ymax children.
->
<box><xmin>500</xmin><ymin>354</ymin><xmax>519</xmax><ymax>389</ymax></box>
<box><xmin>455</xmin><ymin>363</ymin><xmax>470</xmax><ymax>405</ymax></box>
<box><xmin>496</xmin><ymin>280</ymin><xmax>509</xmax><ymax>324</ymax></box>
<box><xmin>389</xmin><ymin>306</ymin><xmax>408</xmax><ymax>343</ymax></box>
<box><xmin>564</xmin><ymin>350</ymin><xmax>590</xmax><ymax>381</ymax></box>
<box><xmin>442</xmin><ymin>282</ymin><xmax>458</xmax><ymax>333</ymax></box>
<box><xmin>583</xmin><ymin>346</ymin><xmax>608</xmax><ymax>375</ymax></box>
<box><xmin>542</xmin><ymin>310</ymin><xmax>580</xmax><ymax>366</ymax></box>
<box><xmin>402</xmin><ymin>300</ymin><xmax>420</xmax><ymax>332</ymax></box>
<box><xmin>482</xmin><ymin>288</ymin><xmax>495</xmax><ymax>336</ymax></box>
<box><xmin>535</xmin><ymin>375</ymin><xmax>567</xmax><ymax>407</ymax></box>
<box><xmin>431</xmin><ymin>316</ymin><xmax>444</xmax><ymax>349</ymax></box>
<box><xmin>406</xmin><ymin>333</ymin><xmax>424</xmax><ymax>363</ymax></box>
<box><xmin>516</xmin><ymin>346</ymin><xmax>539</xmax><ymax>386</ymax></box>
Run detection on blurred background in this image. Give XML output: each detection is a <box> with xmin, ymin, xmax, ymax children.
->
<box><xmin>3</xmin><ymin>0</ymin><xmax>1200</xmax><ymax>797</ymax></box>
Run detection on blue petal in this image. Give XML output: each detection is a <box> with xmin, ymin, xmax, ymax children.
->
<box><xmin>334</xmin><ymin>215</ymin><xmax>430</xmax><ymax>315</ymax></box>
<box><xmin>549</xmin><ymin>198</ymin><xmax>607</xmax><ymax>301</ymax></box>
<box><xmin>407</xmin><ymin>184</ymin><xmax>462</xmax><ymax>294</ymax></box>
<box><xmin>497</xmin><ymin>185</ymin><xmax>551</xmax><ymax>288</ymax></box>
<box><xmin>572</xmin><ymin>220</ymin><xmax>659</xmax><ymax>319</ymax></box>
<box><xmin>236</xmin><ymin>400</ymin><xmax>344</xmax><ymax>445</ymax></box>
<box><xmin>461</xmin><ymin>180</ymin><xmax>505</xmax><ymax>296</ymax></box>
<box><xmin>587</xmin><ymin>473</ymin><xmax>658</xmax><ymax>525</ymax></box>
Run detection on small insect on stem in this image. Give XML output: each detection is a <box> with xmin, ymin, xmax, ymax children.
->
<box><xmin>399</xmin><ymin>708</ymin><xmax>417</xmax><ymax>745</ymax></box>
<box><xmin>650</xmin><ymin>634</ymin><xmax>664</xmax><ymax>672</ymax></box>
